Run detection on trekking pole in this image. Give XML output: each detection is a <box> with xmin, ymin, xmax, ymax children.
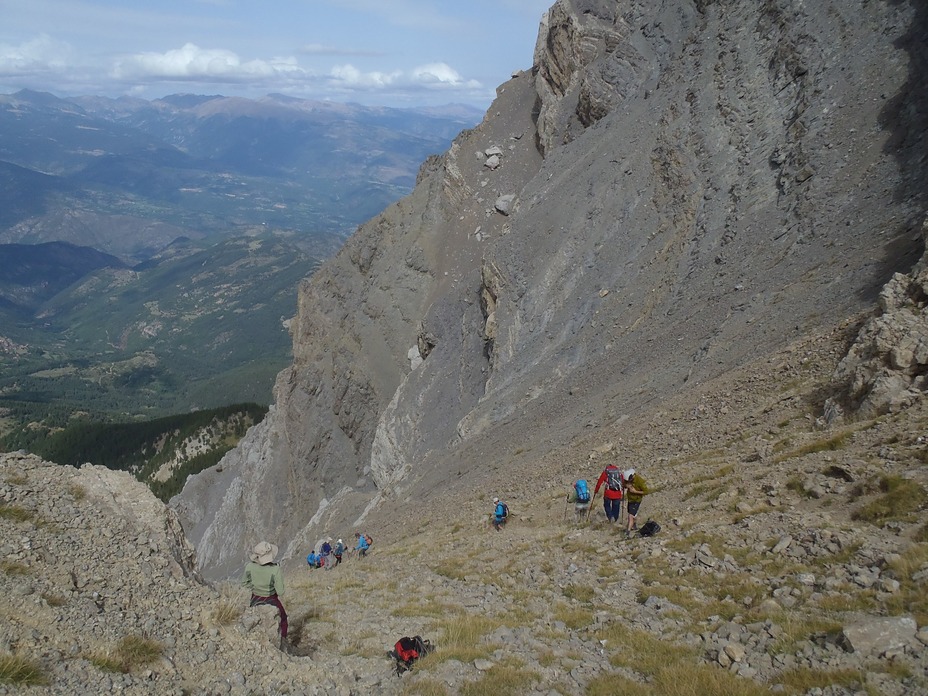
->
<box><xmin>586</xmin><ymin>492</ymin><xmax>596</xmax><ymax>522</ymax></box>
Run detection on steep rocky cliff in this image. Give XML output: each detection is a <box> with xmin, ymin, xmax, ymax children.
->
<box><xmin>173</xmin><ymin>0</ymin><xmax>927</xmax><ymax>579</ymax></box>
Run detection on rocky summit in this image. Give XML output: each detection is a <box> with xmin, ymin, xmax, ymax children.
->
<box><xmin>3</xmin><ymin>0</ymin><xmax>928</xmax><ymax>694</ymax></box>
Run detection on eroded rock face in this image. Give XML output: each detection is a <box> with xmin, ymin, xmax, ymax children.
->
<box><xmin>829</xmin><ymin>220</ymin><xmax>928</xmax><ymax>418</ymax></box>
<box><xmin>174</xmin><ymin>0</ymin><xmax>928</xmax><ymax>578</ymax></box>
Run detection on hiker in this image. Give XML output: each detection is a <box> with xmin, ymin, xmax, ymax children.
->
<box><xmin>623</xmin><ymin>468</ymin><xmax>650</xmax><ymax>538</ymax></box>
<box><xmin>592</xmin><ymin>462</ymin><xmax>625</xmax><ymax>523</ymax></box>
<box><xmin>306</xmin><ymin>551</ymin><xmax>321</xmax><ymax>568</ymax></box>
<box><xmin>491</xmin><ymin>497</ymin><xmax>509</xmax><ymax>531</ymax></box>
<box><xmin>320</xmin><ymin>539</ymin><xmax>333</xmax><ymax>569</ymax></box>
<box><xmin>333</xmin><ymin>538</ymin><xmax>345</xmax><ymax>565</ymax></box>
<box><xmin>353</xmin><ymin>531</ymin><xmax>370</xmax><ymax>558</ymax></box>
<box><xmin>567</xmin><ymin>479</ymin><xmax>591</xmax><ymax>522</ymax></box>
<box><xmin>242</xmin><ymin>541</ymin><xmax>291</xmax><ymax>653</ymax></box>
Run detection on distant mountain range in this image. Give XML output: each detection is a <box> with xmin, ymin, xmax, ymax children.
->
<box><xmin>0</xmin><ymin>89</ymin><xmax>482</xmax><ymax>262</ymax></box>
<box><xmin>0</xmin><ymin>90</ymin><xmax>482</xmax><ymax>433</ymax></box>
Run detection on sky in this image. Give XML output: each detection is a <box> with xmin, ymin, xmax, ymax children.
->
<box><xmin>0</xmin><ymin>0</ymin><xmax>555</xmax><ymax>109</ymax></box>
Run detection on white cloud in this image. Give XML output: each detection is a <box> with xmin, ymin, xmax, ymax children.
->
<box><xmin>411</xmin><ymin>63</ymin><xmax>473</xmax><ymax>87</ymax></box>
<box><xmin>0</xmin><ymin>34</ymin><xmax>71</xmax><ymax>76</ymax></box>
<box><xmin>329</xmin><ymin>62</ymin><xmax>481</xmax><ymax>92</ymax></box>
<box><xmin>112</xmin><ymin>43</ymin><xmax>304</xmax><ymax>83</ymax></box>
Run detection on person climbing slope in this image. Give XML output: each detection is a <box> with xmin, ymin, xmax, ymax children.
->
<box><xmin>242</xmin><ymin>541</ymin><xmax>292</xmax><ymax>654</ymax></box>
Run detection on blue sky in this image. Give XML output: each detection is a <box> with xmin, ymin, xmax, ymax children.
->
<box><xmin>0</xmin><ymin>0</ymin><xmax>555</xmax><ymax>108</ymax></box>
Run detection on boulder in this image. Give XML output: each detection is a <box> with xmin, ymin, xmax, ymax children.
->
<box><xmin>840</xmin><ymin>615</ymin><xmax>917</xmax><ymax>656</ymax></box>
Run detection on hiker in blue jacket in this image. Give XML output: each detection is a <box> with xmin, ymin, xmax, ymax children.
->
<box><xmin>353</xmin><ymin>531</ymin><xmax>370</xmax><ymax>558</ymax></box>
<box><xmin>492</xmin><ymin>497</ymin><xmax>509</xmax><ymax>531</ymax></box>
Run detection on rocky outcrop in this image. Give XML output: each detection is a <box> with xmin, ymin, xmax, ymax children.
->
<box><xmin>174</xmin><ymin>0</ymin><xmax>928</xmax><ymax>579</ymax></box>
<box><xmin>828</xmin><ymin>219</ymin><xmax>928</xmax><ymax>418</ymax></box>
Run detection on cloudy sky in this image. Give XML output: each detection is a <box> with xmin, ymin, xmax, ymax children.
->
<box><xmin>0</xmin><ymin>0</ymin><xmax>555</xmax><ymax>108</ymax></box>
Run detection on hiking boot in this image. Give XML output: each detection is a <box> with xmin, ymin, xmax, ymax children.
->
<box><xmin>624</xmin><ymin>530</ymin><xmax>631</xmax><ymax>540</ymax></box>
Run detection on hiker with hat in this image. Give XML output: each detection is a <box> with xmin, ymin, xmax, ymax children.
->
<box><xmin>242</xmin><ymin>541</ymin><xmax>291</xmax><ymax>653</ymax></box>
<box><xmin>491</xmin><ymin>497</ymin><xmax>509</xmax><ymax>531</ymax></box>
<box><xmin>592</xmin><ymin>462</ymin><xmax>624</xmax><ymax>524</ymax></box>
<box><xmin>623</xmin><ymin>468</ymin><xmax>650</xmax><ymax>539</ymax></box>
<box><xmin>333</xmin><ymin>538</ymin><xmax>345</xmax><ymax>565</ymax></box>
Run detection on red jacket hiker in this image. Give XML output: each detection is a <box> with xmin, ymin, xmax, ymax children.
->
<box><xmin>593</xmin><ymin>464</ymin><xmax>625</xmax><ymax>523</ymax></box>
<box><xmin>594</xmin><ymin>465</ymin><xmax>624</xmax><ymax>500</ymax></box>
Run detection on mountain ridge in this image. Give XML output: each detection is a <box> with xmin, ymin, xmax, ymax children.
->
<box><xmin>174</xmin><ymin>0</ymin><xmax>928</xmax><ymax>579</ymax></box>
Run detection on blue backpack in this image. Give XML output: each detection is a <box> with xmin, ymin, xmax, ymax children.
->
<box><xmin>575</xmin><ymin>479</ymin><xmax>591</xmax><ymax>503</ymax></box>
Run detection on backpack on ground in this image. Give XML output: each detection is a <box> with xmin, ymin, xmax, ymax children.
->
<box><xmin>574</xmin><ymin>479</ymin><xmax>591</xmax><ymax>503</ymax></box>
<box><xmin>606</xmin><ymin>466</ymin><xmax>623</xmax><ymax>492</ymax></box>
<box><xmin>639</xmin><ymin>519</ymin><xmax>661</xmax><ymax>537</ymax></box>
<box><xmin>389</xmin><ymin>635</ymin><xmax>434</xmax><ymax>676</ymax></box>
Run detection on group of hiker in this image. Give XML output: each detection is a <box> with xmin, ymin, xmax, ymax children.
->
<box><xmin>568</xmin><ymin>463</ymin><xmax>650</xmax><ymax>538</ymax></box>
<box><xmin>306</xmin><ymin>532</ymin><xmax>372</xmax><ymax>569</ymax></box>
<box><xmin>242</xmin><ymin>463</ymin><xmax>650</xmax><ymax>657</ymax></box>
<box><xmin>241</xmin><ymin>531</ymin><xmax>373</xmax><ymax>653</ymax></box>
<box><xmin>489</xmin><ymin>463</ymin><xmax>650</xmax><ymax>539</ymax></box>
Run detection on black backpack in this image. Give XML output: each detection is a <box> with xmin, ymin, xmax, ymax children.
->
<box><xmin>606</xmin><ymin>466</ymin><xmax>623</xmax><ymax>491</ymax></box>
<box><xmin>639</xmin><ymin>519</ymin><xmax>661</xmax><ymax>537</ymax></box>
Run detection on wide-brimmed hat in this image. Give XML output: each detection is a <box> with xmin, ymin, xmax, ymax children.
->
<box><xmin>623</xmin><ymin>469</ymin><xmax>636</xmax><ymax>480</ymax></box>
<box><xmin>492</xmin><ymin>497</ymin><xmax>500</xmax><ymax>503</ymax></box>
<box><xmin>251</xmin><ymin>541</ymin><xmax>278</xmax><ymax>565</ymax></box>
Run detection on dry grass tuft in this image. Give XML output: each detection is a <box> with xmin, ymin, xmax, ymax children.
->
<box><xmin>88</xmin><ymin>635</ymin><xmax>163</xmax><ymax>673</ymax></box>
<box><xmin>426</xmin><ymin>612</ymin><xmax>499</xmax><ymax>664</ymax></box>
<box><xmin>459</xmin><ymin>659</ymin><xmax>539</xmax><ymax>696</ymax></box>
<box><xmin>0</xmin><ymin>503</ymin><xmax>35</xmax><ymax>523</ymax></box>
<box><xmin>852</xmin><ymin>476</ymin><xmax>927</xmax><ymax>526</ymax></box>
<box><xmin>0</xmin><ymin>654</ymin><xmax>49</xmax><ymax>686</ymax></box>
<box><xmin>773</xmin><ymin>666</ymin><xmax>864</xmax><ymax>694</ymax></box>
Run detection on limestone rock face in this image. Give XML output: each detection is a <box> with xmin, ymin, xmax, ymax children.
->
<box><xmin>829</xmin><ymin>219</ymin><xmax>928</xmax><ymax>417</ymax></box>
<box><xmin>173</xmin><ymin>0</ymin><xmax>928</xmax><ymax>578</ymax></box>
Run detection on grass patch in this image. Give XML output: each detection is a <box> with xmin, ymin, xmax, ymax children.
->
<box><xmin>0</xmin><ymin>503</ymin><xmax>35</xmax><ymax>523</ymax></box>
<box><xmin>773</xmin><ymin>666</ymin><xmax>864</xmax><ymax>694</ymax></box>
<box><xmin>459</xmin><ymin>660</ymin><xmax>539</xmax><ymax>696</ymax></box>
<box><xmin>0</xmin><ymin>561</ymin><xmax>28</xmax><ymax>576</ymax></box>
<box><xmin>562</xmin><ymin>583</ymin><xmax>596</xmax><ymax>604</ymax></box>
<box><xmin>67</xmin><ymin>483</ymin><xmax>87</xmax><ymax>501</ymax></box>
<box><xmin>432</xmin><ymin>558</ymin><xmax>469</xmax><ymax>581</ymax></box>
<box><xmin>427</xmin><ymin>612</ymin><xmax>500</xmax><ymax>663</ymax></box>
<box><xmin>41</xmin><ymin>593</ymin><xmax>67</xmax><ymax>607</ymax></box>
<box><xmin>401</xmin><ymin>679</ymin><xmax>451</xmax><ymax>696</ymax></box>
<box><xmin>767</xmin><ymin>613</ymin><xmax>842</xmax><ymax>654</ymax></box>
<box><xmin>553</xmin><ymin>602</ymin><xmax>594</xmax><ymax>630</ymax></box>
<box><xmin>209</xmin><ymin>599</ymin><xmax>242</xmax><ymax>626</ymax></box>
<box><xmin>594</xmin><ymin>626</ymin><xmax>770</xmax><ymax>695</ymax></box>
<box><xmin>881</xmin><ymin>544</ymin><xmax>928</xmax><ymax>625</ymax></box>
<box><xmin>88</xmin><ymin>635</ymin><xmax>163</xmax><ymax>673</ymax></box>
<box><xmin>773</xmin><ymin>431</ymin><xmax>852</xmax><ymax>463</ymax></box>
<box><xmin>4</xmin><ymin>474</ymin><xmax>27</xmax><ymax>486</ymax></box>
<box><xmin>852</xmin><ymin>476</ymin><xmax>927</xmax><ymax>526</ymax></box>
<box><xmin>914</xmin><ymin>524</ymin><xmax>928</xmax><ymax>543</ymax></box>
<box><xmin>0</xmin><ymin>654</ymin><xmax>49</xmax><ymax>686</ymax></box>
<box><xmin>393</xmin><ymin>601</ymin><xmax>456</xmax><ymax>619</ymax></box>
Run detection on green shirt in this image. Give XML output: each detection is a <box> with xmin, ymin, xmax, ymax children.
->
<box><xmin>242</xmin><ymin>561</ymin><xmax>285</xmax><ymax>597</ymax></box>
<box><xmin>626</xmin><ymin>474</ymin><xmax>649</xmax><ymax>503</ymax></box>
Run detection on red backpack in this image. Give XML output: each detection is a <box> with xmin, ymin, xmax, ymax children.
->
<box><xmin>390</xmin><ymin>635</ymin><xmax>433</xmax><ymax>675</ymax></box>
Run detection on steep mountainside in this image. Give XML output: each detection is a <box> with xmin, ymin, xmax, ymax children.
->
<box><xmin>174</xmin><ymin>0</ymin><xmax>927</xmax><ymax>580</ymax></box>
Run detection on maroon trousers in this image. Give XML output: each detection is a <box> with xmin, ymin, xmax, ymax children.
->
<box><xmin>250</xmin><ymin>593</ymin><xmax>288</xmax><ymax>637</ymax></box>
